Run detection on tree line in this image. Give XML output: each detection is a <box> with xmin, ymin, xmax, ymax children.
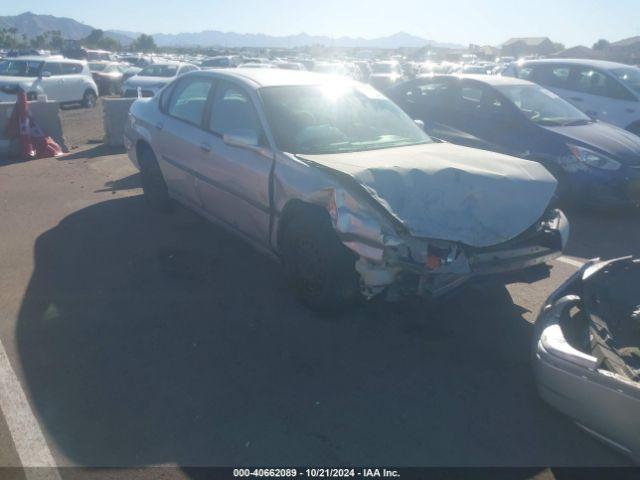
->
<box><xmin>0</xmin><ymin>28</ymin><xmax>156</xmax><ymax>52</ymax></box>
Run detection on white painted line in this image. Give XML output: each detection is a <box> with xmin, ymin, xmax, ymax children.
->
<box><xmin>0</xmin><ymin>337</ymin><xmax>61</xmax><ymax>479</ymax></box>
<box><xmin>556</xmin><ymin>256</ymin><xmax>586</xmax><ymax>268</ymax></box>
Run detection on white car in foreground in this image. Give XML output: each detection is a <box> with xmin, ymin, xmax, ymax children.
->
<box><xmin>124</xmin><ymin>69</ymin><xmax>568</xmax><ymax>310</ymax></box>
<box><xmin>0</xmin><ymin>56</ymin><xmax>99</xmax><ymax>107</ymax></box>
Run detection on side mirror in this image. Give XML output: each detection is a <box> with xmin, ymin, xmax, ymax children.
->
<box><xmin>414</xmin><ymin>119</ymin><xmax>425</xmax><ymax>130</ymax></box>
<box><xmin>40</xmin><ymin>71</ymin><xmax>52</xmax><ymax>78</ymax></box>
<box><xmin>223</xmin><ymin>131</ymin><xmax>272</xmax><ymax>158</ymax></box>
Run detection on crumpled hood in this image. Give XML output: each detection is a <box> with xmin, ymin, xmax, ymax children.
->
<box><xmin>298</xmin><ymin>142</ymin><xmax>558</xmax><ymax>248</ymax></box>
<box><xmin>544</xmin><ymin>121</ymin><xmax>640</xmax><ymax>166</ymax></box>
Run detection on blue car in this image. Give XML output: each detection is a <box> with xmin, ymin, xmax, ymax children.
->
<box><xmin>388</xmin><ymin>74</ymin><xmax>640</xmax><ymax>208</ymax></box>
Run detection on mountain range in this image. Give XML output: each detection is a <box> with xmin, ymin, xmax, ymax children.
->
<box><xmin>0</xmin><ymin>12</ymin><xmax>464</xmax><ymax>49</ymax></box>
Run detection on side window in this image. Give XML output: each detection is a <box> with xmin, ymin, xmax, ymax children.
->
<box><xmin>460</xmin><ymin>85</ymin><xmax>483</xmax><ymax>111</ymax></box>
<box><xmin>60</xmin><ymin>63</ymin><xmax>83</xmax><ymax>75</ymax></box>
<box><xmin>536</xmin><ymin>65</ymin><xmax>571</xmax><ymax>88</ymax></box>
<box><xmin>404</xmin><ymin>80</ymin><xmax>456</xmax><ymax>109</ymax></box>
<box><xmin>516</xmin><ymin>66</ymin><xmax>535</xmax><ymax>81</ymax></box>
<box><xmin>42</xmin><ymin>62</ymin><xmax>62</xmax><ymax>76</ymax></box>
<box><xmin>159</xmin><ymin>83</ymin><xmax>176</xmax><ymax>112</ymax></box>
<box><xmin>167</xmin><ymin>77</ymin><xmax>213</xmax><ymax>125</ymax></box>
<box><xmin>209</xmin><ymin>81</ymin><xmax>264</xmax><ymax>145</ymax></box>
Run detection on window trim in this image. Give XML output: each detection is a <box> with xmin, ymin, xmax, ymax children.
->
<box><xmin>163</xmin><ymin>75</ymin><xmax>217</xmax><ymax>129</ymax></box>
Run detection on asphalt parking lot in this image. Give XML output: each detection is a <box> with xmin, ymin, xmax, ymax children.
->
<box><xmin>0</xmin><ymin>105</ymin><xmax>639</xmax><ymax>477</ymax></box>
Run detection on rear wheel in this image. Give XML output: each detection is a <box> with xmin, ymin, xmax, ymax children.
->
<box><xmin>280</xmin><ymin>208</ymin><xmax>360</xmax><ymax>311</ymax></box>
<box><xmin>138</xmin><ymin>145</ymin><xmax>172</xmax><ymax>212</ymax></box>
<box><xmin>82</xmin><ymin>89</ymin><xmax>97</xmax><ymax>108</ymax></box>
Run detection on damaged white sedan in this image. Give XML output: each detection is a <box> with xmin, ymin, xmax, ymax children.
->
<box><xmin>124</xmin><ymin>69</ymin><xmax>569</xmax><ymax>310</ymax></box>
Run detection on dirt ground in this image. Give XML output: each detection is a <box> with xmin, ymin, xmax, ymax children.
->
<box><xmin>60</xmin><ymin>98</ymin><xmax>112</xmax><ymax>149</ymax></box>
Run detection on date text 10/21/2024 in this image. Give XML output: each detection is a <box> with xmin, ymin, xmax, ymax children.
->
<box><xmin>233</xmin><ymin>469</ymin><xmax>401</xmax><ymax>478</ymax></box>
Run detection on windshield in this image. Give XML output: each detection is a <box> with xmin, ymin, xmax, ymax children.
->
<box><xmin>260</xmin><ymin>83</ymin><xmax>432</xmax><ymax>155</ymax></box>
<box><xmin>611</xmin><ymin>67</ymin><xmax>640</xmax><ymax>95</ymax></box>
<box><xmin>138</xmin><ymin>65</ymin><xmax>179</xmax><ymax>77</ymax></box>
<box><xmin>0</xmin><ymin>60</ymin><xmax>43</xmax><ymax>77</ymax></box>
<box><xmin>89</xmin><ymin>62</ymin><xmax>107</xmax><ymax>72</ymax></box>
<box><xmin>496</xmin><ymin>84</ymin><xmax>592</xmax><ymax>126</ymax></box>
<box><xmin>371</xmin><ymin>63</ymin><xmax>394</xmax><ymax>74</ymax></box>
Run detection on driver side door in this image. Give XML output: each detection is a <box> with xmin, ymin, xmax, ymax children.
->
<box><xmin>191</xmin><ymin>80</ymin><xmax>273</xmax><ymax>245</ymax></box>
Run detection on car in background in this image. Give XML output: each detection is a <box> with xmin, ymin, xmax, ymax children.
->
<box><xmin>273</xmin><ymin>61</ymin><xmax>306</xmax><ymax>71</ymax></box>
<box><xmin>503</xmin><ymin>59</ymin><xmax>640</xmax><ymax>136</ymax></box>
<box><xmin>88</xmin><ymin>61</ymin><xmax>129</xmax><ymax>95</ymax></box>
<box><xmin>124</xmin><ymin>69</ymin><xmax>568</xmax><ymax>310</ymax></box>
<box><xmin>238</xmin><ymin>63</ymin><xmax>274</xmax><ymax>69</ymax></box>
<box><xmin>354</xmin><ymin>61</ymin><xmax>372</xmax><ymax>82</ymax></box>
<box><xmin>388</xmin><ymin>75</ymin><xmax>640</xmax><ymax>209</ymax></box>
<box><xmin>533</xmin><ymin>256</ymin><xmax>640</xmax><ymax>463</ymax></box>
<box><xmin>121</xmin><ymin>62</ymin><xmax>199</xmax><ymax>98</ymax></box>
<box><xmin>0</xmin><ymin>56</ymin><xmax>99</xmax><ymax>107</ymax></box>
<box><xmin>312</xmin><ymin>62</ymin><xmax>356</xmax><ymax>79</ymax></box>
<box><xmin>368</xmin><ymin>61</ymin><xmax>404</xmax><ymax>91</ymax></box>
<box><xmin>200</xmin><ymin>55</ymin><xmax>243</xmax><ymax>69</ymax></box>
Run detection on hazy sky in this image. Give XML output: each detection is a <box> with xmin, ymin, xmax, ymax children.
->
<box><xmin>3</xmin><ymin>0</ymin><xmax>639</xmax><ymax>46</ymax></box>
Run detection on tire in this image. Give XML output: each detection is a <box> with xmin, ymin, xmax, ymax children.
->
<box><xmin>138</xmin><ymin>145</ymin><xmax>172</xmax><ymax>212</ymax></box>
<box><xmin>280</xmin><ymin>208</ymin><xmax>360</xmax><ymax>311</ymax></box>
<box><xmin>82</xmin><ymin>89</ymin><xmax>97</xmax><ymax>108</ymax></box>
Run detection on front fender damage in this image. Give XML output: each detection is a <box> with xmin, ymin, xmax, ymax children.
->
<box><xmin>304</xmin><ymin>186</ymin><xmax>472</xmax><ymax>300</ymax></box>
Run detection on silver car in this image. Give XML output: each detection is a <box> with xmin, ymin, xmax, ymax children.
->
<box><xmin>534</xmin><ymin>257</ymin><xmax>640</xmax><ymax>463</ymax></box>
<box><xmin>124</xmin><ymin>69</ymin><xmax>569</xmax><ymax>310</ymax></box>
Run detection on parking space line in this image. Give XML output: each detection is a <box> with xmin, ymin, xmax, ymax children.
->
<box><xmin>0</xmin><ymin>336</ymin><xmax>61</xmax><ymax>478</ymax></box>
<box><xmin>556</xmin><ymin>256</ymin><xmax>586</xmax><ymax>268</ymax></box>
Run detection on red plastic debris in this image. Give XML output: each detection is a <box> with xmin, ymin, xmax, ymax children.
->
<box><xmin>4</xmin><ymin>90</ymin><xmax>63</xmax><ymax>160</ymax></box>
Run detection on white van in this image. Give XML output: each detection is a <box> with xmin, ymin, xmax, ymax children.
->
<box><xmin>0</xmin><ymin>56</ymin><xmax>99</xmax><ymax>108</ymax></box>
<box><xmin>504</xmin><ymin>59</ymin><xmax>640</xmax><ymax>135</ymax></box>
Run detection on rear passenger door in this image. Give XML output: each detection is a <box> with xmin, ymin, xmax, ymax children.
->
<box><xmin>191</xmin><ymin>80</ymin><xmax>273</xmax><ymax>245</ymax></box>
<box><xmin>154</xmin><ymin>75</ymin><xmax>216</xmax><ymax>207</ymax></box>
<box><xmin>39</xmin><ymin>62</ymin><xmax>64</xmax><ymax>101</ymax></box>
<box><xmin>59</xmin><ymin>62</ymin><xmax>86</xmax><ymax>102</ymax></box>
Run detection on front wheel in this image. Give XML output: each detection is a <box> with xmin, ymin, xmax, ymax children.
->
<box><xmin>82</xmin><ymin>89</ymin><xmax>97</xmax><ymax>108</ymax></box>
<box><xmin>139</xmin><ymin>146</ymin><xmax>172</xmax><ymax>212</ymax></box>
<box><xmin>280</xmin><ymin>209</ymin><xmax>360</xmax><ymax>311</ymax></box>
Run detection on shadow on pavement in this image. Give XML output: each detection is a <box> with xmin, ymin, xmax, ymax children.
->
<box><xmin>16</xmin><ymin>196</ymin><xmax>627</xmax><ymax>467</ymax></box>
<box><xmin>95</xmin><ymin>173</ymin><xmax>141</xmax><ymax>193</ymax></box>
<box><xmin>61</xmin><ymin>144</ymin><xmax>126</xmax><ymax>161</ymax></box>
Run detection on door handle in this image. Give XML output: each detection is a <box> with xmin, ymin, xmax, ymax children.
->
<box><xmin>200</xmin><ymin>143</ymin><xmax>211</xmax><ymax>152</ymax></box>
<box><xmin>155</xmin><ymin>122</ymin><xmax>163</xmax><ymax>131</ymax></box>
<box><xmin>570</xmin><ymin>96</ymin><xmax>584</xmax><ymax>102</ymax></box>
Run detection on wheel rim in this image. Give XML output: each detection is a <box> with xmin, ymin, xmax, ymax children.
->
<box><xmin>85</xmin><ymin>92</ymin><xmax>96</xmax><ymax>107</ymax></box>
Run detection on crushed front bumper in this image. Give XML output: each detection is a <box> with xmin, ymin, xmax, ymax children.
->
<box><xmin>363</xmin><ymin>209</ymin><xmax>569</xmax><ymax>300</ymax></box>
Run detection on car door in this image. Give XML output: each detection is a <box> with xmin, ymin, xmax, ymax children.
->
<box><xmin>153</xmin><ymin>75</ymin><xmax>216</xmax><ymax>207</ymax></box>
<box><xmin>191</xmin><ymin>79</ymin><xmax>273</xmax><ymax>245</ymax></box>
<box><xmin>59</xmin><ymin>62</ymin><xmax>85</xmax><ymax>102</ymax></box>
<box><xmin>564</xmin><ymin>66</ymin><xmax>639</xmax><ymax>128</ymax></box>
<box><xmin>38</xmin><ymin>62</ymin><xmax>64</xmax><ymax>101</ymax></box>
<box><xmin>453</xmin><ymin>80</ymin><xmax>532</xmax><ymax>156</ymax></box>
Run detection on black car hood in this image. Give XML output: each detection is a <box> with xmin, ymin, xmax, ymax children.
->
<box><xmin>544</xmin><ymin>121</ymin><xmax>640</xmax><ymax>166</ymax></box>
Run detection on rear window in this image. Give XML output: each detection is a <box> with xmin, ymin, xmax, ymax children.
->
<box><xmin>61</xmin><ymin>63</ymin><xmax>84</xmax><ymax>75</ymax></box>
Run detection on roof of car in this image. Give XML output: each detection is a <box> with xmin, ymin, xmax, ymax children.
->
<box><xmin>516</xmin><ymin>58</ymin><xmax>634</xmax><ymax>70</ymax></box>
<box><xmin>193</xmin><ymin>68</ymin><xmax>356</xmax><ymax>88</ymax></box>
<box><xmin>417</xmin><ymin>73</ymin><xmax>532</xmax><ymax>86</ymax></box>
<box><xmin>14</xmin><ymin>55</ymin><xmax>84</xmax><ymax>63</ymax></box>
